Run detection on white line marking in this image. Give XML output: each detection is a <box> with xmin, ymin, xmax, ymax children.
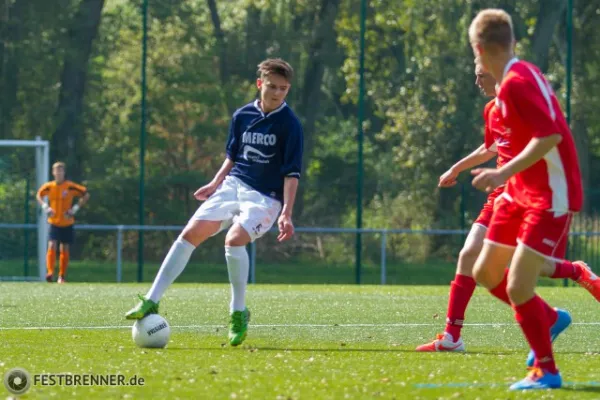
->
<box><xmin>1</xmin><ymin>322</ymin><xmax>600</xmax><ymax>331</ymax></box>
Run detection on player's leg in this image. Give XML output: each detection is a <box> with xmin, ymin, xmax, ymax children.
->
<box><xmin>507</xmin><ymin>245</ymin><xmax>564</xmax><ymax>390</ymax></box>
<box><xmin>58</xmin><ymin>243</ymin><xmax>69</xmax><ymax>284</ymax></box>
<box><xmin>224</xmin><ymin>224</ymin><xmax>252</xmax><ymax>346</ymax></box>
<box><xmin>148</xmin><ymin>220</ymin><xmax>222</xmax><ymax>298</ymax></box>
<box><xmin>508</xmin><ymin>210</ymin><xmax>574</xmax><ymax>390</ymax></box>
<box><xmin>542</xmin><ymin>258</ymin><xmax>600</xmax><ymax>301</ymax></box>
<box><xmin>125</xmin><ymin>219</ymin><xmax>223</xmax><ymax>320</ymax></box>
<box><xmin>58</xmin><ymin>226</ymin><xmax>74</xmax><ymax>283</ymax></box>
<box><xmin>46</xmin><ymin>225</ymin><xmax>59</xmax><ymax>282</ymax></box>
<box><xmin>472</xmin><ymin>195</ymin><xmax>521</xmax><ymax>305</ymax></box>
<box><xmin>225</xmin><ymin>180</ymin><xmax>281</xmax><ymax>346</ymax></box>
<box><xmin>416</xmin><ymin>223</ymin><xmax>486</xmax><ymax>352</ymax></box>
<box><xmin>125</xmin><ymin>178</ymin><xmax>239</xmax><ymax>320</ymax></box>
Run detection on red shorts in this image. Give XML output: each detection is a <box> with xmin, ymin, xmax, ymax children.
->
<box><xmin>474</xmin><ymin>187</ymin><xmax>504</xmax><ymax>228</ymax></box>
<box><xmin>485</xmin><ymin>194</ymin><xmax>573</xmax><ymax>259</ymax></box>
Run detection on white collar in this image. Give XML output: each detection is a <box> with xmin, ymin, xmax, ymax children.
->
<box><xmin>253</xmin><ymin>99</ymin><xmax>287</xmax><ymax>117</ymax></box>
<box><xmin>502</xmin><ymin>57</ymin><xmax>519</xmax><ymax>80</ymax></box>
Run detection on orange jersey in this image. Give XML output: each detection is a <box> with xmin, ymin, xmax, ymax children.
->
<box><xmin>37</xmin><ymin>180</ymin><xmax>87</xmax><ymax>227</ymax></box>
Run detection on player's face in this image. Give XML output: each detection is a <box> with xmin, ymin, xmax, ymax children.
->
<box><xmin>475</xmin><ymin>64</ymin><xmax>496</xmax><ymax>97</ymax></box>
<box><xmin>53</xmin><ymin>166</ymin><xmax>65</xmax><ymax>183</ymax></box>
<box><xmin>257</xmin><ymin>74</ymin><xmax>290</xmax><ymax>113</ymax></box>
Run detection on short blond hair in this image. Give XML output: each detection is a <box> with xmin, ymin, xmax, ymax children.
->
<box><xmin>257</xmin><ymin>58</ymin><xmax>294</xmax><ymax>82</ymax></box>
<box><xmin>52</xmin><ymin>161</ymin><xmax>66</xmax><ymax>170</ymax></box>
<box><xmin>469</xmin><ymin>9</ymin><xmax>514</xmax><ymax>52</ymax></box>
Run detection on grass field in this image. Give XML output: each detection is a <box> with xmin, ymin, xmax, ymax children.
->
<box><xmin>0</xmin><ymin>259</ymin><xmax>571</xmax><ymax>286</ymax></box>
<box><xmin>2</xmin><ymin>283</ymin><xmax>600</xmax><ymax>399</ymax></box>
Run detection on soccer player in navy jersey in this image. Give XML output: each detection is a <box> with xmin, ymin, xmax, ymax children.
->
<box><xmin>126</xmin><ymin>58</ymin><xmax>303</xmax><ymax>346</ymax></box>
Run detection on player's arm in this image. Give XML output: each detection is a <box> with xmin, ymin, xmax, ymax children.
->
<box><xmin>68</xmin><ymin>185</ymin><xmax>90</xmax><ymax>216</ymax></box>
<box><xmin>195</xmin><ymin>113</ymin><xmax>238</xmax><ymax>201</ymax></box>
<box><xmin>36</xmin><ymin>184</ymin><xmax>54</xmax><ymax>216</ymax></box>
<box><xmin>473</xmin><ymin>77</ymin><xmax>562</xmax><ymax>192</ymax></box>
<box><xmin>194</xmin><ymin>158</ymin><xmax>235</xmax><ymax>201</ymax></box>
<box><xmin>278</xmin><ymin>177</ymin><xmax>299</xmax><ymax>239</ymax></box>
<box><xmin>439</xmin><ymin>144</ymin><xmax>496</xmax><ymax>187</ymax></box>
<box><xmin>278</xmin><ymin>119</ymin><xmax>304</xmax><ymax>242</ymax></box>
<box><xmin>498</xmin><ymin>135</ymin><xmax>562</xmax><ymax>178</ymax></box>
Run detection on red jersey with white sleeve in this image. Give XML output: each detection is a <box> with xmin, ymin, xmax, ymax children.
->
<box><xmin>474</xmin><ymin>100</ymin><xmax>514</xmax><ymax>227</ymax></box>
<box><xmin>484</xmin><ymin>99</ymin><xmax>513</xmax><ymax>169</ymax></box>
<box><xmin>496</xmin><ymin>59</ymin><xmax>582</xmax><ymax>213</ymax></box>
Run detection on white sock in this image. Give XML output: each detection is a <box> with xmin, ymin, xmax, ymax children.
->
<box><xmin>146</xmin><ymin>237</ymin><xmax>195</xmax><ymax>302</ymax></box>
<box><xmin>225</xmin><ymin>245</ymin><xmax>249</xmax><ymax>312</ymax></box>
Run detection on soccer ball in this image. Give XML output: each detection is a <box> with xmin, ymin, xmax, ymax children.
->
<box><xmin>131</xmin><ymin>314</ymin><xmax>170</xmax><ymax>348</ymax></box>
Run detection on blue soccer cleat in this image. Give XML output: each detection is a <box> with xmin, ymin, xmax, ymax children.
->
<box><xmin>510</xmin><ymin>368</ymin><xmax>562</xmax><ymax>390</ymax></box>
<box><xmin>526</xmin><ymin>308</ymin><xmax>571</xmax><ymax>367</ymax></box>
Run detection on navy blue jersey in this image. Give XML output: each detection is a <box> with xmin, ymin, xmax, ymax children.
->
<box><xmin>226</xmin><ymin>100</ymin><xmax>303</xmax><ymax>202</ymax></box>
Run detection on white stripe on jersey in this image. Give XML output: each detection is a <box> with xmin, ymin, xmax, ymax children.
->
<box><xmin>526</xmin><ymin>66</ymin><xmax>556</xmax><ymax>121</ymax></box>
<box><xmin>543</xmin><ymin>147</ymin><xmax>568</xmax><ymax>213</ymax></box>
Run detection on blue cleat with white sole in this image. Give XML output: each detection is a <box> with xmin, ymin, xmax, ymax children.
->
<box><xmin>526</xmin><ymin>308</ymin><xmax>571</xmax><ymax>367</ymax></box>
<box><xmin>510</xmin><ymin>368</ymin><xmax>562</xmax><ymax>390</ymax></box>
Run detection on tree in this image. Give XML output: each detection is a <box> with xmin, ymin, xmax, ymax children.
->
<box><xmin>52</xmin><ymin>0</ymin><xmax>105</xmax><ymax>180</ymax></box>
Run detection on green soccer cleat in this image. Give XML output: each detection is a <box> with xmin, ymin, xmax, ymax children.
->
<box><xmin>125</xmin><ymin>295</ymin><xmax>159</xmax><ymax>320</ymax></box>
<box><xmin>228</xmin><ymin>308</ymin><xmax>250</xmax><ymax>346</ymax></box>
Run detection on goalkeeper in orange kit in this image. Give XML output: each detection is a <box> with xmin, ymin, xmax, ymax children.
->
<box><xmin>36</xmin><ymin>162</ymin><xmax>90</xmax><ymax>283</ymax></box>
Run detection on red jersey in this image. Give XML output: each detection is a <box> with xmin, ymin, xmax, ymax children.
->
<box><xmin>483</xmin><ymin>99</ymin><xmax>513</xmax><ymax>169</ymax></box>
<box><xmin>496</xmin><ymin>59</ymin><xmax>582</xmax><ymax>212</ymax></box>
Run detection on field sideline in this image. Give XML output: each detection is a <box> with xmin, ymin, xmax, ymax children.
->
<box><xmin>1</xmin><ymin>283</ymin><xmax>600</xmax><ymax>399</ymax></box>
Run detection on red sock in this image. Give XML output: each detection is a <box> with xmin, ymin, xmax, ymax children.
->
<box><xmin>445</xmin><ymin>274</ymin><xmax>477</xmax><ymax>341</ymax></box>
<box><xmin>489</xmin><ymin>269</ymin><xmax>511</xmax><ymax>305</ymax></box>
<box><xmin>551</xmin><ymin>260</ymin><xmax>583</xmax><ymax>281</ymax></box>
<box><xmin>514</xmin><ymin>296</ymin><xmax>558</xmax><ymax>373</ymax></box>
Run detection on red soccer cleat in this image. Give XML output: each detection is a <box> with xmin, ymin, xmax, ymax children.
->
<box><xmin>46</xmin><ymin>274</ymin><xmax>53</xmax><ymax>283</ymax></box>
<box><xmin>575</xmin><ymin>261</ymin><xmax>600</xmax><ymax>302</ymax></box>
<box><xmin>57</xmin><ymin>276</ymin><xmax>66</xmax><ymax>284</ymax></box>
<box><xmin>416</xmin><ymin>333</ymin><xmax>465</xmax><ymax>352</ymax></box>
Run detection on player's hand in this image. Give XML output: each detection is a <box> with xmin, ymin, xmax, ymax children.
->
<box><xmin>471</xmin><ymin>168</ymin><xmax>507</xmax><ymax>193</ymax></box>
<box><xmin>66</xmin><ymin>204</ymin><xmax>80</xmax><ymax>217</ymax></box>
<box><xmin>42</xmin><ymin>204</ymin><xmax>55</xmax><ymax>216</ymax></box>
<box><xmin>438</xmin><ymin>168</ymin><xmax>459</xmax><ymax>187</ymax></box>
<box><xmin>277</xmin><ymin>214</ymin><xmax>294</xmax><ymax>242</ymax></box>
<box><xmin>194</xmin><ymin>182</ymin><xmax>218</xmax><ymax>201</ymax></box>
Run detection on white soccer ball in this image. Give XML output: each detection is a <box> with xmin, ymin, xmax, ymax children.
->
<box><xmin>132</xmin><ymin>314</ymin><xmax>170</xmax><ymax>348</ymax></box>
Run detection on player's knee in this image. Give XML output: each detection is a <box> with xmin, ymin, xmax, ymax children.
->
<box><xmin>506</xmin><ymin>282</ymin><xmax>531</xmax><ymax>305</ymax></box>
<box><xmin>472</xmin><ymin>260</ymin><xmax>498</xmax><ymax>289</ymax></box>
<box><xmin>224</xmin><ymin>234</ymin><xmax>248</xmax><ymax>247</ymax></box>
<box><xmin>472</xmin><ymin>261</ymin><xmax>486</xmax><ymax>285</ymax></box>
<box><xmin>457</xmin><ymin>245</ymin><xmax>480</xmax><ymax>274</ymax></box>
<box><xmin>48</xmin><ymin>241</ymin><xmax>58</xmax><ymax>250</ymax></box>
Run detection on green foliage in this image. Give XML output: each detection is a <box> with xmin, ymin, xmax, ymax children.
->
<box><xmin>2</xmin><ymin>0</ymin><xmax>600</xmax><ymax>267</ymax></box>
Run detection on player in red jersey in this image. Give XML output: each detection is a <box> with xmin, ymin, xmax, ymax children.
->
<box><xmin>468</xmin><ymin>9</ymin><xmax>587</xmax><ymax>390</ymax></box>
<box><xmin>416</xmin><ymin>59</ymin><xmax>599</xmax><ymax>353</ymax></box>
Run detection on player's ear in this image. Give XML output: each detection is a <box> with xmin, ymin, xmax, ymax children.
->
<box><xmin>475</xmin><ymin>43</ymin><xmax>484</xmax><ymax>58</ymax></box>
<box><xmin>256</xmin><ymin>78</ymin><xmax>262</xmax><ymax>90</ymax></box>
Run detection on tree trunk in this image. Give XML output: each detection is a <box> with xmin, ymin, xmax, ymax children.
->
<box><xmin>295</xmin><ymin>0</ymin><xmax>341</xmax><ymax>218</ymax></box>
<box><xmin>52</xmin><ymin>0</ymin><xmax>105</xmax><ymax>180</ymax></box>
<box><xmin>206</xmin><ymin>0</ymin><xmax>234</xmax><ymax>113</ymax></box>
<box><xmin>0</xmin><ymin>0</ymin><xmax>25</xmax><ymax>139</ymax></box>
<box><xmin>530</xmin><ymin>0</ymin><xmax>567</xmax><ymax>72</ymax></box>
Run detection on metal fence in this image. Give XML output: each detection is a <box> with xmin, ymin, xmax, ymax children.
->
<box><xmin>2</xmin><ymin>223</ymin><xmax>599</xmax><ymax>285</ymax></box>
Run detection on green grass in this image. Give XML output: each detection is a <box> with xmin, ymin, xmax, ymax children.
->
<box><xmin>1</xmin><ymin>283</ymin><xmax>600</xmax><ymax>399</ymax></box>
<box><xmin>0</xmin><ymin>259</ymin><xmax>570</xmax><ymax>286</ymax></box>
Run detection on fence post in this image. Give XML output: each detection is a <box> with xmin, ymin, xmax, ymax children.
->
<box><xmin>116</xmin><ymin>225</ymin><xmax>124</xmax><ymax>283</ymax></box>
<box><xmin>249</xmin><ymin>241</ymin><xmax>256</xmax><ymax>284</ymax></box>
<box><xmin>380</xmin><ymin>230</ymin><xmax>387</xmax><ymax>285</ymax></box>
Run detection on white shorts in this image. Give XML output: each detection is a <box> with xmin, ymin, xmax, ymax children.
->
<box><xmin>192</xmin><ymin>176</ymin><xmax>282</xmax><ymax>241</ymax></box>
